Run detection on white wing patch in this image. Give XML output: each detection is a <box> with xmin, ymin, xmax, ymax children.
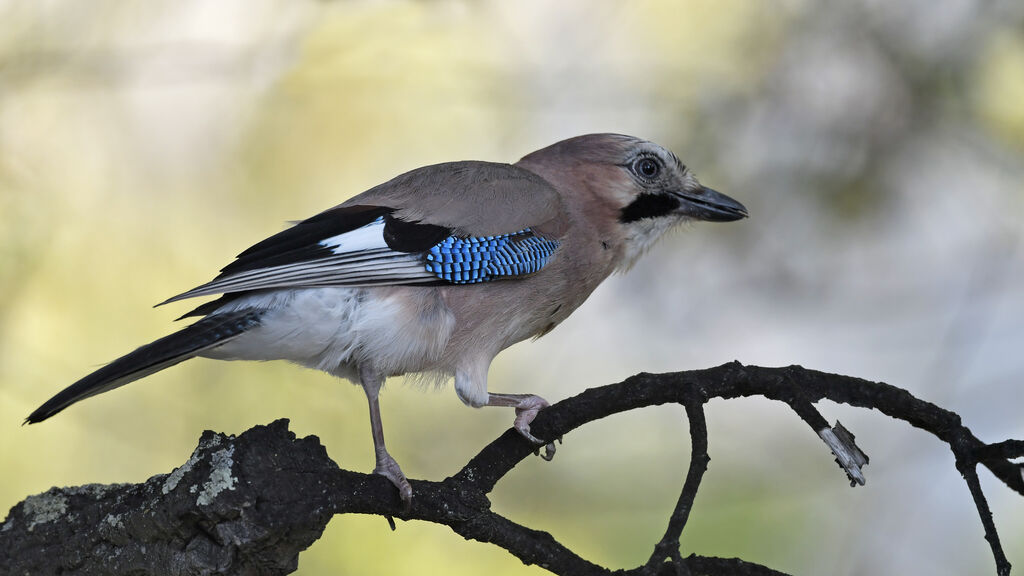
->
<box><xmin>321</xmin><ymin>216</ymin><xmax>389</xmax><ymax>254</ymax></box>
<box><xmin>161</xmin><ymin>217</ymin><xmax>436</xmax><ymax>305</ymax></box>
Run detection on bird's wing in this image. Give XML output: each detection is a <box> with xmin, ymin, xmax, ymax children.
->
<box><xmin>160</xmin><ymin>161</ymin><xmax>564</xmax><ymax>307</ymax></box>
<box><xmin>340</xmin><ymin>161</ymin><xmax>563</xmax><ymax>236</ymax></box>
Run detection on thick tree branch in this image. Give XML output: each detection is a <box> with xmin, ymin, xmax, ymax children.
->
<box><xmin>2</xmin><ymin>362</ymin><xmax>1021</xmax><ymax>576</ymax></box>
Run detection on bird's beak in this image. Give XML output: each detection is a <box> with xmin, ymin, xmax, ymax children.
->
<box><xmin>673</xmin><ymin>186</ymin><xmax>748</xmax><ymax>222</ymax></box>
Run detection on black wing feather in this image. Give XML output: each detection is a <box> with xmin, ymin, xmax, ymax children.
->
<box><xmin>382</xmin><ymin>214</ymin><xmax>451</xmax><ymax>252</ymax></box>
<box><xmin>219</xmin><ymin>205</ymin><xmax>393</xmax><ymax>276</ymax></box>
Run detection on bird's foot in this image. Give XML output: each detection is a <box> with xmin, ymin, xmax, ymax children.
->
<box><xmin>374</xmin><ymin>453</ymin><xmax>412</xmax><ymax>512</ymax></box>
<box><xmin>488</xmin><ymin>393</ymin><xmax>559</xmax><ymax>460</ymax></box>
<box><xmin>512</xmin><ymin>394</ymin><xmax>548</xmax><ymax>442</ymax></box>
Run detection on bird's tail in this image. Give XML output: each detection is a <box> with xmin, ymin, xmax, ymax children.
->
<box><xmin>25</xmin><ymin>309</ymin><xmax>264</xmax><ymax>424</ymax></box>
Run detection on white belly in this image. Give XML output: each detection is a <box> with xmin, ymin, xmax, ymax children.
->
<box><xmin>200</xmin><ymin>287</ymin><xmax>455</xmax><ymax>382</ymax></box>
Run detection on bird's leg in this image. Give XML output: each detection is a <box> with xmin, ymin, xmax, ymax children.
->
<box><xmin>360</xmin><ymin>368</ymin><xmax>412</xmax><ymax>510</ymax></box>
<box><xmin>486</xmin><ymin>392</ymin><xmax>557</xmax><ymax>461</ymax></box>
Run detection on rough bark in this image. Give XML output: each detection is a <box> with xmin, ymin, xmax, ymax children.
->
<box><xmin>2</xmin><ymin>363</ymin><xmax>1021</xmax><ymax>575</ymax></box>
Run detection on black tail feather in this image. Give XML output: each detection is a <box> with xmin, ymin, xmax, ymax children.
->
<box><xmin>26</xmin><ymin>310</ymin><xmax>264</xmax><ymax>424</ymax></box>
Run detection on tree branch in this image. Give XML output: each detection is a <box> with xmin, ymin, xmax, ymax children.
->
<box><xmin>2</xmin><ymin>363</ymin><xmax>1021</xmax><ymax>576</ymax></box>
<box><xmin>645</xmin><ymin>401</ymin><xmax>708</xmax><ymax>574</ymax></box>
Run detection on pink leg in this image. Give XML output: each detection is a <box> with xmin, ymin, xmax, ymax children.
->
<box><xmin>487</xmin><ymin>393</ymin><xmax>558</xmax><ymax>460</ymax></box>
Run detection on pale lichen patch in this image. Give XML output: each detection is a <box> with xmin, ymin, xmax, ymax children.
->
<box><xmin>196</xmin><ymin>445</ymin><xmax>237</xmax><ymax>506</ymax></box>
<box><xmin>24</xmin><ymin>492</ymin><xmax>68</xmax><ymax>531</ymax></box>
<box><xmin>162</xmin><ymin>453</ymin><xmax>198</xmax><ymax>495</ymax></box>
<box><xmin>104</xmin><ymin>513</ymin><xmax>124</xmax><ymax>529</ymax></box>
<box><xmin>163</xmin><ymin>435</ymin><xmax>223</xmax><ymax>495</ymax></box>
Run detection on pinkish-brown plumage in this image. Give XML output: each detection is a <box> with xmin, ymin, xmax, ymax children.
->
<box><xmin>29</xmin><ymin>134</ymin><xmax>747</xmax><ymax>508</ymax></box>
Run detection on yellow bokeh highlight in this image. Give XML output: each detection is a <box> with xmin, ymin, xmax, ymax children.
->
<box><xmin>975</xmin><ymin>30</ymin><xmax>1024</xmax><ymax>149</ymax></box>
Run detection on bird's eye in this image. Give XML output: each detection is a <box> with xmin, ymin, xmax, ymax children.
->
<box><xmin>633</xmin><ymin>157</ymin><xmax>661</xmax><ymax>179</ymax></box>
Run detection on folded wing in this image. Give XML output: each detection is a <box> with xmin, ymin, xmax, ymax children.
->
<box><xmin>161</xmin><ymin>161</ymin><xmax>565</xmax><ymax>309</ymax></box>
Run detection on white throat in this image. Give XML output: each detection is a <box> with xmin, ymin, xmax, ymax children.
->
<box><xmin>617</xmin><ymin>215</ymin><xmax>686</xmax><ymax>272</ymax></box>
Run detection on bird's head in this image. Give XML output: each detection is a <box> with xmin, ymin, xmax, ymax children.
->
<box><xmin>517</xmin><ymin>133</ymin><xmax>748</xmax><ymax>270</ymax></box>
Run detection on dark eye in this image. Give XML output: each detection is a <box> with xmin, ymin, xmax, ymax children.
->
<box><xmin>633</xmin><ymin>157</ymin><xmax>661</xmax><ymax>179</ymax></box>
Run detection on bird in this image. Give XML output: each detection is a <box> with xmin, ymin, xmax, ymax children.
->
<box><xmin>26</xmin><ymin>133</ymin><xmax>747</xmax><ymax>508</ymax></box>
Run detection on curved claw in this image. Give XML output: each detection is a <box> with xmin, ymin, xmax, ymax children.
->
<box><xmin>517</xmin><ymin>425</ymin><xmax>547</xmax><ymax>445</ymax></box>
<box><xmin>537</xmin><ymin>441</ymin><xmax>557</xmax><ymax>461</ymax></box>
<box><xmin>374</xmin><ymin>454</ymin><xmax>412</xmax><ymax>513</ymax></box>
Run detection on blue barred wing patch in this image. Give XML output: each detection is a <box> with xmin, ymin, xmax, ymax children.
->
<box><xmin>425</xmin><ymin>230</ymin><xmax>559</xmax><ymax>284</ymax></box>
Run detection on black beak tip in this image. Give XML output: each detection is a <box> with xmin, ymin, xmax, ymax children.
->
<box><xmin>696</xmin><ymin>187</ymin><xmax>748</xmax><ymax>222</ymax></box>
<box><xmin>708</xmin><ymin>210</ymin><xmax>747</xmax><ymax>223</ymax></box>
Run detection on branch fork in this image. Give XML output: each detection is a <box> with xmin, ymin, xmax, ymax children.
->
<box><xmin>2</xmin><ymin>363</ymin><xmax>1020</xmax><ymax>576</ymax></box>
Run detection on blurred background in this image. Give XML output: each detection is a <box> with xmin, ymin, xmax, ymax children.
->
<box><xmin>2</xmin><ymin>1</ymin><xmax>1023</xmax><ymax>574</ymax></box>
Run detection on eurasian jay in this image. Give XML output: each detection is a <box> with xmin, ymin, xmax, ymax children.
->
<box><xmin>27</xmin><ymin>134</ymin><xmax>747</xmax><ymax>507</ymax></box>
